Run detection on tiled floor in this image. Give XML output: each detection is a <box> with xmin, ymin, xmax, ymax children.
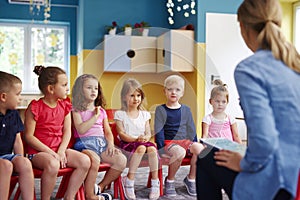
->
<box><xmin>10</xmin><ymin>166</ymin><xmax>229</xmax><ymax>200</ymax></box>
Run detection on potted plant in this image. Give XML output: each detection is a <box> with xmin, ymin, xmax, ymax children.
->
<box><xmin>105</xmin><ymin>21</ymin><xmax>118</xmax><ymax>35</ymax></box>
<box><xmin>134</xmin><ymin>21</ymin><xmax>150</xmax><ymax>36</ymax></box>
<box><xmin>122</xmin><ymin>23</ymin><xmax>132</xmax><ymax>35</ymax></box>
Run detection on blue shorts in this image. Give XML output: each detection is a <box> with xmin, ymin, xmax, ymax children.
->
<box><xmin>74</xmin><ymin>136</ymin><xmax>107</xmax><ymax>157</ymax></box>
<box><xmin>0</xmin><ymin>154</ymin><xmax>21</xmax><ymax>161</ymax></box>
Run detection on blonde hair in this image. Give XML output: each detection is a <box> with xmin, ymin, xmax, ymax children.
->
<box><xmin>72</xmin><ymin>74</ymin><xmax>106</xmax><ymax>111</ymax></box>
<box><xmin>237</xmin><ymin>0</ymin><xmax>300</xmax><ymax>73</ymax></box>
<box><xmin>210</xmin><ymin>79</ymin><xmax>229</xmax><ymax>102</ymax></box>
<box><xmin>120</xmin><ymin>78</ymin><xmax>145</xmax><ymax>111</ymax></box>
<box><xmin>164</xmin><ymin>75</ymin><xmax>185</xmax><ymax>90</ymax></box>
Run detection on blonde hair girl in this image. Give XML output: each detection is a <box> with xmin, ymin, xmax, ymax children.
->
<box><xmin>202</xmin><ymin>79</ymin><xmax>242</xmax><ymax>143</ymax></box>
<box><xmin>115</xmin><ymin>78</ymin><xmax>160</xmax><ymax>200</ymax></box>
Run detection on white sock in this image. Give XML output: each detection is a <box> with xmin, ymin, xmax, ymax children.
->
<box><xmin>166</xmin><ymin>178</ymin><xmax>175</xmax><ymax>183</ymax></box>
<box><xmin>151</xmin><ymin>179</ymin><xmax>160</xmax><ymax>186</ymax></box>
<box><xmin>126</xmin><ymin>177</ymin><xmax>134</xmax><ymax>186</ymax></box>
<box><xmin>187</xmin><ymin>176</ymin><xmax>195</xmax><ymax>182</ymax></box>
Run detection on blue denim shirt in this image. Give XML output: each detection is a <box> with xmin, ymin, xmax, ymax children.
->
<box><xmin>233</xmin><ymin>49</ymin><xmax>300</xmax><ymax>199</ymax></box>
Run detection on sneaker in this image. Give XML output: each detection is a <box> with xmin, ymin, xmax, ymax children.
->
<box><xmin>183</xmin><ymin>176</ymin><xmax>197</xmax><ymax>196</ymax></box>
<box><xmin>164</xmin><ymin>177</ymin><xmax>176</xmax><ymax>197</ymax></box>
<box><xmin>149</xmin><ymin>180</ymin><xmax>160</xmax><ymax>200</ymax></box>
<box><xmin>121</xmin><ymin>176</ymin><xmax>136</xmax><ymax>200</ymax></box>
<box><xmin>98</xmin><ymin>193</ymin><xmax>112</xmax><ymax>200</ymax></box>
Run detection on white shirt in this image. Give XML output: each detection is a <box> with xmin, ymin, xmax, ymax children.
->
<box><xmin>114</xmin><ymin>110</ymin><xmax>151</xmax><ymax>139</ymax></box>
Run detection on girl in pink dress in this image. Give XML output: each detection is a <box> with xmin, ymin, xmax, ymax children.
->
<box><xmin>202</xmin><ymin>79</ymin><xmax>242</xmax><ymax>143</ymax></box>
<box><xmin>24</xmin><ymin>66</ymin><xmax>90</xmax><ymax>200</ymax></box>
<box><xmin>72</xmin><ymin>74</ymin><xmax>126</xmax><ymax>200</ymax></box>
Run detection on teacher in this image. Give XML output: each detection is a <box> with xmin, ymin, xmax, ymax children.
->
<box><xmin>196</xmin><ymin>0</ymin><xmax>300</xmax><ymax>199</ymax></box>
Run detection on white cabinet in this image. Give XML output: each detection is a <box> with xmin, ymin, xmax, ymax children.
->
<box><xmin>104</xmin><ymin>35</ymin><xmax>157</xmax><ymax>72</ymax></box>
<box><xmin>157</xmin><ymin>30</ymin><xmax>194</xmax><ymax>72</ymax></box>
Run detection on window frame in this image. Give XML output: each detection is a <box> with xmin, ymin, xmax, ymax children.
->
<box><xmin>0</xmin><ymin>20</ymin><xmax>70</xmax><ymax>94</ymax></box>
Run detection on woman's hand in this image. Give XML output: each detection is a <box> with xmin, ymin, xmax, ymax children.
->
<box><xmin>214</xmin><ymin>150</ymin><xmax>242</xmax><ymax>172</ymax></box>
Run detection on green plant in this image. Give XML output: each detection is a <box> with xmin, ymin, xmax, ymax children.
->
<box><xmin>121</xmin><ymin>23</ymin><xmax>132</xmax><ymax>31</ymax></box>
<box><xmin>105</xmin><ymin>21</ymin><xmax>118</xmax><ymax>32</ymax></box>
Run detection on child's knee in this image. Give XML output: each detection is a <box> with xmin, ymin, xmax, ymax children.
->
<box><xmin>0</xmin><ymin>159</ymin><xmax>13</xmax><ymax>172</ymax></box>
<box><xmin>136</xmin><ymin>145</ymin><xmax>147</xmax><ymax>154</ymax></box>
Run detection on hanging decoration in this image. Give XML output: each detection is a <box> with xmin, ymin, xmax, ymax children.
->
<box><xmin>166</xmin><ymin>0</ymin><xmax>196</xmax><ymax>25</ymax></box>
<box><xmin>29</xmin><ymin>0</ymin><xmax>51</xmax><ymax>23</ymax></box>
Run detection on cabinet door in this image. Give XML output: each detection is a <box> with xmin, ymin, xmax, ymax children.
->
<box><xmin>157</xmin><ymin>30</ymin><xmax>194</xmax><ymax>72</ymax></box>
<box><xmin>104</xmin><ymin>35</ymin><xmax>131</xmax><ymax>72</ymax></box>
<box><xmin>131</xmin><ymin>36</ymin><xmax>157</xmax><ymax>72</ymax></box>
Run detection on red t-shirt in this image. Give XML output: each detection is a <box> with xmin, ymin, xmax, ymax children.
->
<box><xmin>26</xmin><ymin>98</ymin><xmax>72</xmax><ymax>154</ymax></box>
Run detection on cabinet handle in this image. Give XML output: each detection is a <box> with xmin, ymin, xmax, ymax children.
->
<box><xmin>127</xmin><ymin>49</ymin><xmax>135</xmax><ymax>58</ymax></box>
<box><xmin>162</xmin><ymin>49</ymin><xmax>165</xmax><ymax>57</ymax></box>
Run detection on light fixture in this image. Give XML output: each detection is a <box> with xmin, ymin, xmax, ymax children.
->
<box><xmin>166</xmin><ymin>0</ymin><xmax>196</xmax><ymax>24</ymax></box>
<box><xmin>29</xmin><ymin>0</ymin><xmax>51</xmax><ymax>23</ymax></box>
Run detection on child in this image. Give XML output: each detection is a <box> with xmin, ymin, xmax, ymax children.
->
<box><xmin>202</xmin><ymin>79</ymin><xmax>242</xmax><ymax>143</ymax></box>
<box><xmin>114</xmin><ymin>78</ymin><xmax>160</xmax><ymax>200</ymax></box>
<box><xmin>72</xmin><ymin>74</ymin><xmax>127</xmax><ymax>200</ymax></box>
<box><xmin>154</xmin><ymin>74</ymin><xmax>204</xmax><ymax>197</ymax></box>
<box><xmin>24</xmin><ymin>66</ymin><xmax>90</xmax><ymax>200</ymax></box>
<box><xmin>0</xmin><ymin>71</ymin><xmax>34</xmax><ymax>200</ymax></box>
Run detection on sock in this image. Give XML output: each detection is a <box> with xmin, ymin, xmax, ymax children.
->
<box><xmin>126</xmin><ymin>177</ymin><xmax>134</xmax><ymax>186</ymax></box>
<box><xmin>187</xmin><ymin>176</ymin><xmax>195</xmax><ymax>182</ymax></box>
<box><xmin>151</xmin><ymin>179</ymin><xmax>160</xmax><ymax>186</ymax></box>
<box><xmin>166</xmin><ymin>178</ymin><xmax>175</xmax><ymax>183</ymax></box>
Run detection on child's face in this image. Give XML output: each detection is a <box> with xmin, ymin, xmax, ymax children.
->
<box><xmin>5</xmin><ymin>83</ymin><xmax>22</xmax><ymax>110</ymax></box>
<box><xmin>210</xmin><ymin>93</ymin><xmax>228</xmax><ymax>113</ymax></box>
<box><xmin>125</xmin><ymin>89</ymin><xmax>142</xmax><ymax>109</ymax></box>
<box><xmin>83</xmin><ymin>78</ymin><xmax>98</xmax><ymax>103</ymax></box>
<box><xmin>53</xmin><ymin>74</ymin><xmax>69</xmax><ymax>99</ymax></box>
<box><xmin>164</xmin><ymin>82</ymin><xmax>184</xmax><ymax>103</ymax></box>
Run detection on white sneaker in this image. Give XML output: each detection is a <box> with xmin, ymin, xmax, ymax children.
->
<box><xmin>121</xmin><ymin>176</ymin><xmax>136</xmax><ymax>200</ymax></box>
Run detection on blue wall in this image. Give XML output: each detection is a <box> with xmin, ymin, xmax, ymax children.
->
<box><xmin>0</xmin><ymin>0</ymin><xmax>244</xmax><ymax>53</ymax></box>
<box><xmin>79</xmin><ymin>0</ymin><xmax>172</xmax><ymax>50</ymax></box>
<box><xmin>0</xmin><ymin>0</ymin><xmax>78</xmax><ymax>55</ymax></box>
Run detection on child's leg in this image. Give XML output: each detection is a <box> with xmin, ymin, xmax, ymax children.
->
<box><xmin>12</xmin><ymin>156</ymin><xmax>34</xmax><ymax>200</ymax></box>
<box><xmin>0</xmin><ymin>159</ymin><xmax>13</xmax><ymax>200</ymax></box>
<box><xmin>188</xmin><ymin>143</ymin><xmax>205</xmax><ymax>179</ymax></box>
<box><xmin>127</xmin><ymin>145</ymin><xmax>146</xmax><ymax>180</ymax></box>
<box><xmin>167</xmin><ymin>145</ymin><xmax>186</xmax><ymax>180</ymax></box>
<box><xmin>81</xmin><ymin>150</ymin><xmax>100</xmax><ymax>200</ymax></box>
<box><xmin>99</xmin><ymin>151</ymin><xmax>127</xmax><ymax>191</ymax></box>
<box><xmin>147</xmin><ymin>146</ymin><xmax>158</xmax><ymax>179</ymax></box>
<box><xmin>65</xmin><ymin>149</ymin><xmax>90</xmax><ymax>200</ymax></box>
<box><xmin>31</xmin><ymin>152</ymin><xmax>60</xmax><ymax>200</ymax></box>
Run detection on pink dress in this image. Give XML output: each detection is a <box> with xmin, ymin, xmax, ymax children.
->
<box><xmin>26</xmin><ymin>98</ymin><xmax>72</xmax><ymax>154</ymax></box>
<box><xmin>202</xmin><ymin>114</ymin><xmax>236</xmax><ymax>141</ymax></box>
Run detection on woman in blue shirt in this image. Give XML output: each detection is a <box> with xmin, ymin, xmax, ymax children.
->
<box><xmin>196</xmin><ymin>0</ymin><xmax>300</xmax><ymax>199</ymax></box>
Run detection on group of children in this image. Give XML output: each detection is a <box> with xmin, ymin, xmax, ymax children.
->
<box><xmin>0</xmin><ymin>65</ymin><xmax>241</xmax><ymax>200</ymax></box>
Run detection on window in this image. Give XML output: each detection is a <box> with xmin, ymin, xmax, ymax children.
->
<box><xmin>294</xmin><ymin>2</ymin><xmax>300</xmax><ymax>53</ymax></box>
<box><xmin>0</xmin><ymin>22</ymin><xmax>69</xmax><ymax>94</ymax></box>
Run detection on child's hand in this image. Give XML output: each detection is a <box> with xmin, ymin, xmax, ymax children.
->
<box><xmin>137</xmin><ymin>135</ymin><xmax>147</xmax><ymax>142</ymax></box>
<box><xmin>94</xmin><ymin>106</ymin><xmax>101</xmax><ymax>119</ymax></box>
<box><xmin>57</xmin><ymin>151</ymin><xmax>67</xmax><ymax>168</ymax></box>
<box><xmin>106</xmin><ymin>143</ymin><xmax>117</xmax><ymax>157</ymax></box>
